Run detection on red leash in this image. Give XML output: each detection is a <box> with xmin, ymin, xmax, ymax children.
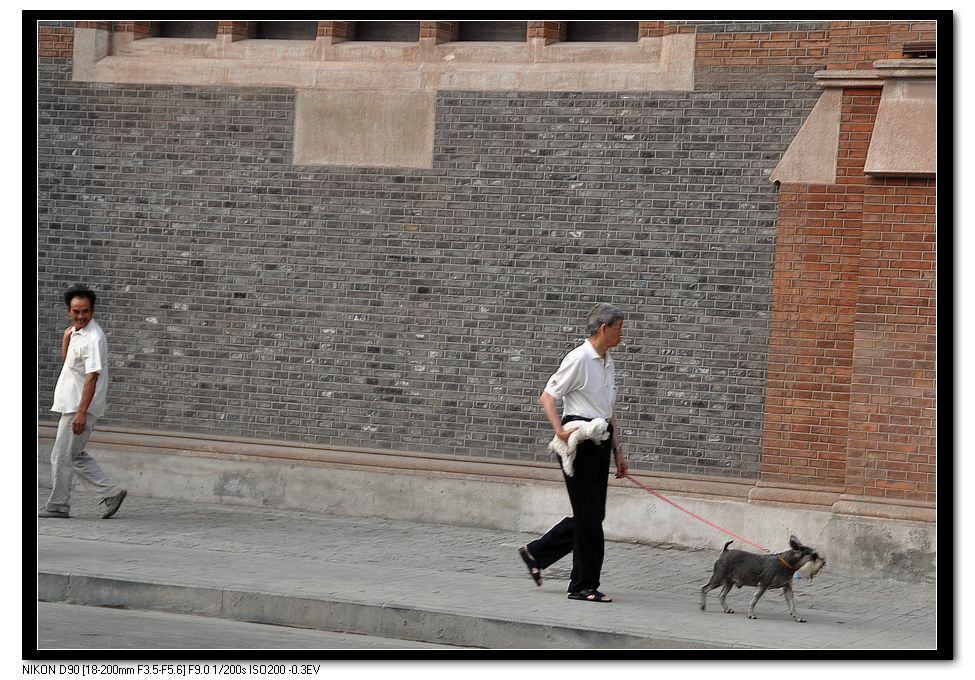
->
<box><xmin>622</xmin><ymin>473</ymin><xmax>770</xmax><ymax>553</ymax></box>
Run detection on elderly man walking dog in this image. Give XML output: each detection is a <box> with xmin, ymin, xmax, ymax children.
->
<box><xmin>518</xmin><ymin>303</ymin><xmax>628</xmax><ymax>603</ymax></box>
<box><xmin>39</xmin><ymin>285</ymin><xmax>127</xmax><ymax>519</ymax></box>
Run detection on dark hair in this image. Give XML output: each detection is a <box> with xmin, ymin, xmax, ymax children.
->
<box><xmin>64</xmin><ymin>285</ymin><xmax>96</xmax><ymax>308</ymax></box>
<box><xmin>586</xmin><ymin>303</ymin><xmax>624</xmax><ymax>336</ymax></box>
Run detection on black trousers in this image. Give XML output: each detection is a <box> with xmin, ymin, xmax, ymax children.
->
<box><xmin>526</xmin><ymin>416</ymin><xmax>613</xmax><ymax>593</ymax></box>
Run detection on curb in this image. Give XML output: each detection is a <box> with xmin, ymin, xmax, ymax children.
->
<box><xmin>37</xmin><ymin>571</ymin><xmax>754</xmax><ymax>650</ymax></box>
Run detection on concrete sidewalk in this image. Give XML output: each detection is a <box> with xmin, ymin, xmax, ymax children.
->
<box><xmin>34</xmin><ymin>489</ymin><xmax>938</xmax><ymax>651</ymax></box>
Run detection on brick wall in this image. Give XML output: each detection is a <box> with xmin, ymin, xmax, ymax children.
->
<box><xmin>826</xmin><ymin>20</ymin><xmax>938</xmax><ymax>69</ymax></box>
<box><xmin>695</xmin><ymin>26</ymin><xmax>829</xmax><ymax>67</ymax></box>
<box><xmin>763</xmin><ymin>183</ymin><xmax>860</xmax><ymax>488</ymax></box>
<box><xmin>847</xmin><ymin>178</ymin><xmax>936</xmax><ymax>502</ymax></box>
<box><xmin>35</xmin><ymin>21</ymin><xmax>825</xmax><ymax>479</ymax></box>
<box><xmin>764</xmin><ymin>53</ymin><xmax>937</xmax><ymax>504</ymax></box>
<box><xmin>35</xmin><ymin>20</ymin><xmax>937</xmax><ymax>499</ymax></box>
<box><xmin>38</xmin><ymin>25</ymin><xmax>73</xmax><ymax>59</ymax></box>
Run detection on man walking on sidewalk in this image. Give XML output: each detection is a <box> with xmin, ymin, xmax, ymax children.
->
<box><xmin>39</xmin><ymin>285</ymin><xmax>127</xmax><ymax>519</ymax></box>
<box><xmin>519</xmin><ymin>303</ymin><xmax>628</xmax><ymax>602</ymax></box>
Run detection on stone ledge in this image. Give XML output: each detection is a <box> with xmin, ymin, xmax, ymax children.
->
<box><xmin>832</xmin><ymin>494</ymin><xmax>936</xmax><ymax>524</ymax></box>
<box><xmin>75</xmin><ymin>28</ymin><xmax>696</xmax><ymax>93</ymax></box>
<box><xmin>35</xmin><ymin>420</ymin><xmax>754</xmax><ymax>499</ymax></box>
<box><xmin>36</xmin><ymin>420</ymin><xmax>934</xmax><ymax>525</ymax></box>
<box><xmin>814</xmin><ymin>69</ymin><xmax>882</xmax><ymax>88</ymax></box>
<box><xmin>747</xmin><ymin>480</ymin><xmax>843</xmax><ymax>510</ymax></box>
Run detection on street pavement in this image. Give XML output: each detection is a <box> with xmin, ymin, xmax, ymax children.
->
<box><xmin>38</xmin><ymin>602</ymin><xmax>471</xmax><ymax>650</ymax></box>
<box><xmin>34</xmin><ymin>488</ymin><xmax>939</xmax><ymax>653</ymax></box>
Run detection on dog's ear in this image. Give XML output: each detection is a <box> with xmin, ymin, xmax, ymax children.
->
<box><xmin>789</xmin><ymin>535</ymin><xmax>802</xmax><ymax>550</ymax></box>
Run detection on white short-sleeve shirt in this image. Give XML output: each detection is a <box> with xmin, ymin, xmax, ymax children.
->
<box><xmin>543</xmin><ymin>339</ymin><xmax>616</xmax><ymax>419</ymax></box>
<box><xmin>52</xmin><ymin>319</ymin><xmax>109</xmax><ymax>418</ymax></box>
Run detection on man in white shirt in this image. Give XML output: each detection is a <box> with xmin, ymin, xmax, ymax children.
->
<box><xmin>39</xmin><ymin>286</ymin><xmax>127</xmax><ymax>519</ymax></box>
<box><xmin>518</xmin><ymin>303</ymin><xmax>628</xmax><ymax>603</ymax></box>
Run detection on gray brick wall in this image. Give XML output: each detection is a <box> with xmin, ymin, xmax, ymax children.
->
<box><xmin>37</xmin><ymin>44</ymin><xmax>821</xmax><ymax>479</ymax></box>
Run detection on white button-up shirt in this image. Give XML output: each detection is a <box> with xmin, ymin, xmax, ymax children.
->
<box><xmin>52</xmin><ymin>319</ymin><xmax>109</xmax><ymax>418</ymax></box>
<box><xmin>543</xmin><ymin>339</ymin><xmax>617</xmax><ymax>419</ymax></box>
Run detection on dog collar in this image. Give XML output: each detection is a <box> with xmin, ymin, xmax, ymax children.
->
<box><xmin>778</xmin><ymin>555</ymin><xmax>797</xmax><ymax>571</ymax></box>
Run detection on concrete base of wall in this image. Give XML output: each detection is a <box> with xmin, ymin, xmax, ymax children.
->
<box><xmin>35</xmin><ymin>421</ymin><xmax>936</xmax><ymax>583</ymax></box>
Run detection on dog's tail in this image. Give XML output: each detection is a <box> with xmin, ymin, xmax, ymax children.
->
<box><xmin>722</xmin><ymin>540</ymin><xmax>734</xmax><ymax>552</ymax></box>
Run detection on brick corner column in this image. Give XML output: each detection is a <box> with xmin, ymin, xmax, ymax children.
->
<box><xmin>318</xmin><ymin>21</ymin><xmax>355</xmax><ymax>44</ymax></box>
<box><xmin>528</xmin><ymin>21</ymin><xmax>566</xmax><ymax>45</ymax></box>
<box><xmin>421</xmin><ymin>21</ymin><xmax>458</xmax><ymax>44</ymax></box>
<box><xmin>217</xmin><ymin>21</ymin><xmax>255</xmax><ymax>42</ymax></box>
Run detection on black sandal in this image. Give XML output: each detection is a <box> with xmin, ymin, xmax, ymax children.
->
<box><xmin>568</xmin><ymin>589</ymin><xmax>613</xmax><ymax>602</ymax></box>
<box><xmin>518</xmin><ymin>546</ymin><xmax>543</xmax><ymax>586</ymax></box>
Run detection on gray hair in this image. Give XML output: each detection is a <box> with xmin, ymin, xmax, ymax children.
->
<box><xmin>586</xmin><ymin>303</ymin><xmax>624</xmax><ymax>336</ymax></box>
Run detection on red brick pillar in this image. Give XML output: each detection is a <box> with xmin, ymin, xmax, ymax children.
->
<box><xmin>528</xmin><ymin>21</ymin><xmax>565</xmax><ymax>44</ymax></box>
<box><xmin>217</xmin><ymin>22</ymin><xmax>255</xmax><ymax>42</ymax></box>
<box><xmin>760</xmin><ymin>21</ymin><xmax>937</xmax><ymax>515</ymax></box>
<box><xmin>318</xmin><ymin>21</ymin><xmax>355</xmax><ymax>42</ymax></box>
<box><xmin>845</xmin><ymin>177</ymin><xmax>936</xmax><ymax>503</ymax></box>
<box><xmin>762</xmin><ymin>176</ymin><xmax>863</xmax><ymax>491</ymax></box>
<box><xmin>421</xmin><ymin>21</ymin><xmax>458</xmax><ymax>43</ymax></box>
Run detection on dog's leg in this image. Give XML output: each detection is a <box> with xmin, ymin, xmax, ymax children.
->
<box><xmin>700</xmin><ymin>576</ymin><xmax>723</xmax><ymax>611</ymax></box>
<box><xmin>782</xmin><ymin>583</ymin><xmax>806</xmax><ymax>623</ymax></box>
<box><xmin>747</xmin><ymin>583</ymin><xmax>769</xmax><ymax>619</ymax></box>
<box><xmin>718</xmin><ymin>583</ymin><xmax>735</xmax><ymax>613</ymax></box>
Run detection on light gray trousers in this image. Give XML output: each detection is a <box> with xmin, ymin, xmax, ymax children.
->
<box><xmin>44</xmin><ymin>412</ymin><xmax>119</xmax><ymax>513</ymax></box>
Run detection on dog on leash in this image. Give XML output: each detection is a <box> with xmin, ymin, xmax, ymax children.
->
<box><xmin>700</xmin><ymin>535</ymin><xmax>826</xmax><ymax>622</ymax></box>
<box><xmin>548</xmin><ymin>418</ymin><xmax>610</xmax><ymax>477</ymax></box>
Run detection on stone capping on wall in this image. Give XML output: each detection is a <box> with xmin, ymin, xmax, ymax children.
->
<box><xmin>72</xmin><ymin>26</ymin><xmax>696</xmax><ymax>92</ymax></box>
<box><xmin>36</xmin><ymin>421</ymin><xmax>934</xmax><ymax>523</ymax></box>
<box><xmin>771</xmin><ymin>58</ymin><xmax>936</xmax><ymax>183</ymax></box>
<box><xmin>863</xmin><ymin>59</ymin><xmax>936</xmax><ymax>177</ymax></box>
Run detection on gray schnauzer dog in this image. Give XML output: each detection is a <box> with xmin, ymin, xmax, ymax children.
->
<box><xmin>700</xmin><ymin>535</ymin><xmax>826</xmax><ymax>622</ymax></box>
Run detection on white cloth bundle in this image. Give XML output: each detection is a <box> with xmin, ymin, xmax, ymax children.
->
<box><xmin>548</xmin><ymin>418</ymin><xmax>610</xmax><ymax>477</ymax></box>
